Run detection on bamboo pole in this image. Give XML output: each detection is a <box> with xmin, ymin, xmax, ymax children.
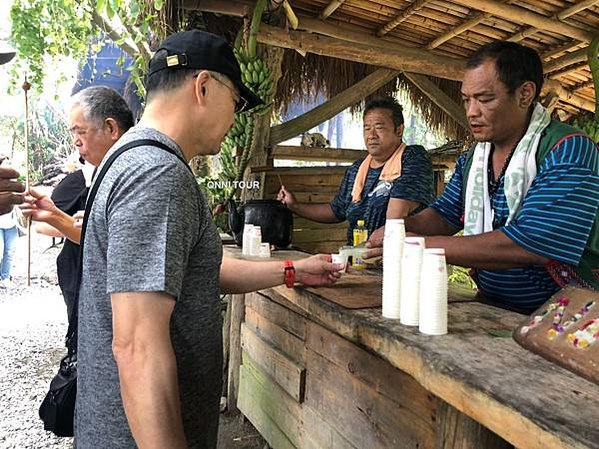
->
<box><xmin>507</xmin><ymin>0</ymin><xmax>599</xmax><ymax>43</ymax></box>
<box><xmin>450</xmin><ymin>0</ymin><xmax>595</xmax><ymax>42</ymax></box>
<box><xmin>426</xmin><ymin>12</ymin><xmax>490</xmax><ymax>49</ymax></box>
<box><xmin>545</xmin><ymin>48</ymin><xmax>588</xmax><ymax>73</ymax></box>
<box><xmin>22</xmin><ymin>77</ymin><xmax>31</xmax><ymax>287</ymax></box>
<box><xmin>376</xmin><ymin>0</ymin><xmax>429</xmax><ymax>37</ymax></box>
<box><xmin>268</xmin><ymin>68</ymin><xmax>400</xmax><ymax>146</ymax></box>
<box><xmin>319</xmin><ymin>0</ymin><xmax>346</xmax><ymax>20</ymax></box>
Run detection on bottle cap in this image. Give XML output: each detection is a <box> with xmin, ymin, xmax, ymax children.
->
<box><xmin>357</xmin><ymin>220</ymin><xmax>365</xmax><ymax>226</ymax></box>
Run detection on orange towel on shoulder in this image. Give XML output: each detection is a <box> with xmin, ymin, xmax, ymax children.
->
<box><xmin>351</xmin><ymin>143</ymin><xmax>406</xmax><ymax>203</ymax></box>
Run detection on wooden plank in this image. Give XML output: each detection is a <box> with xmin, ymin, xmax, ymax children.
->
<box><xmin>426</xmin><ymin>12</ymin><xmax>490</xmax><ymax>49</ymax></box>
<box><xmin>307</xmin><ymin>321</ymin><xmax>435</xmax><ymax>421</ymax></box>
<box><xmin>241</xmin><ymin>324</ymin><xmax>306</xmax><ymax>402</ymax></box>
<box><xmin>269</xmin><ymin>68</ymin><xmax>399</xmax><ymax>146</ymax></box>
<box><xmin>273</xmin><ymin>145</ymin><xmax>366</xmax><ymax>162</ymax></box>
<box><xmin>257</xmin><ymin>24</ymin><xmax>465</xmax><ymax>82</ymax></box>
<box><xmin>305</xmin><ymin>347</ymin><xmax>436</xmax><ymax>449</ymax></box>
<box><xmin>227</xmin><ymin>293</ymin><xmax>246</xmax><ymax>413</ymax></box>
<box><xmin>244</xmin><ymin>306</ymin><xmax>305</xmax><ymax>364</ymax></box>
<box><xmin>239</xmin><ymin>360</ymin><xmax>299</xmax><ymax>449</ymax></box>
<box><xmin>240</xmin><ymin>353</ymin><xmax>356</xmax><ymax>449</ymax></box>
<box><xmin>293</xmin><ymin>227</ymin><xmax>347</xmax><ymax>243</ymax></box>
<box><xmin>435</xmin><ymin>400</ymin><xmax>511</xmax><ymax>449</ymax></box>
<box><xmin>294</xmin><ymin>217</ymin><xmax>346</xmax><ymax>229</ymax></box>
<box><xmin>403</xmin><ymin>72</ymin><xmax>469</xmax><ymax>130</ymax></box>
<box><xmin>246</xmin><ymin>291</ymin><xmax>307</xmax><ymax>339</ymax></box>
<box><xmin>294</xmin><ymin>240</ymin><xmax>348</xmax><ymax>255</ymax></box>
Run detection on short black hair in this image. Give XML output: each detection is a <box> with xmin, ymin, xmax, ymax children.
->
<box><xmin>364</xmin><ymin>97</ymin><xmax>404</xmax><ymax>128</ymax></box>
<box><xmin>145</xmin><ymin>49</ymin><xmax>198</xmax><ymax>101</ymax></box>
<box><xmin>466</xmin><ymin>41</ymin><xmax>543</xmax><ymax>101</ymax></box>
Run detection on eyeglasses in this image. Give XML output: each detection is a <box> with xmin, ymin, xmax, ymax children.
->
<box><xmin>212</xmin><ymin>76</ymin><xmax>248</xmax><ymax>113</ymax></box>
<box><xmin>69</xmin><ymin>126</ymin><xmax>100</xmax><ymax>139</ymax></box>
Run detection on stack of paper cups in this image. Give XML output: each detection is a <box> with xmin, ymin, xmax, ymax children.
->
<box><xmin>242</xmin><ymin>224</ymin><xmax>254</xmax><ymax>255</ymax></box>
<box><xmin>382</xmin><ymin>219</ymin><xmax>405</xmax><ymax>319</ymax></box>
<box><xmin>419</xmin><ymin>248</ymin><xmax>448</xmax><ymax>335</ymax></box>
<box><xmin>249</xmin><ymin>226</ymin><xmax>262</xmax><ymax>256</ymax></box>
<box><xmin>400</xmin><ymin>237</ymin><xmax>425</xmax><ymax>326</ymax></box>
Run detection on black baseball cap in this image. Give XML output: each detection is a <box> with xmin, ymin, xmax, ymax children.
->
<box><xmin>148</xmin><ymin>30</ymin><xmax>262</xmax><ymax>112</ymax></box>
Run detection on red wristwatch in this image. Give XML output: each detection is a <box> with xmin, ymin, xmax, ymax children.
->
<box><xmin>283</xmin><ymin>260</ymin><xmax>296</xmax><ymax>288</ymax></box>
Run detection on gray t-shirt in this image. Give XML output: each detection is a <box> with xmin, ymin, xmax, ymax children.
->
<box><xmin>75</xmin><ymin>127</ymin><xmax>223</xmax><ymax>448</ymax></box>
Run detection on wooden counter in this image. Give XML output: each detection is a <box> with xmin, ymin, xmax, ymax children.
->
<box><xmin>223</xmin><ymin>246</ymin><xmax>599</xmax><ymax>449</ymax></box>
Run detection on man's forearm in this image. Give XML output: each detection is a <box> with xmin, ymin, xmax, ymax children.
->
<box><xmin>45</xmin><ymin>209</ymin><xmax>81</xmax><ymax>244</ymax></box>
<box><xmin>425</xmin><ymin>230</ymin><xmax>549</xmax><ymax>270</ymax></box>
<box><xmin>291</xmin><ymin>202</ymin><xmax>340</xmax><ymax>223</ymax></box>
<box><xmin>405</xmin><ymin>208</ymin><xmax>459</xmax><ymax>236</ymax></box>
<box><xmin>220</xmin><ymin>257</ymin><xmax>284</xmax><ymax>294</ymax></box>
<box><xmin>114</xmin><ymin>330</ymin><xmax>187</xmax><ymax>449</ymax></box>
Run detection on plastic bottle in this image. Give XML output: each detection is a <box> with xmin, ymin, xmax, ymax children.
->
<box><xmin>352</xmin><ymin>219</ymin><xmax>368</xmax><ymax>269</ymax></box>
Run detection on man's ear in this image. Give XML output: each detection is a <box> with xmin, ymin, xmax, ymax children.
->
<box><xmin>105</xmin><ymin>118</ymin><xmax>120</xmax><ymax>141</ymax></box>
<box><xmin>194</xmin><ymin>71</ymin><xmax>211</xmax><ymax>107</ymax></box>
<box><xmin>518</xmin><ymin>81</ymin><xmax>536</xmax><ymax>109</ymax></box>
<box><xmin>395</xmin><ymin>123</ymin><xmax>404</xmax><ymax>138</ymax></box>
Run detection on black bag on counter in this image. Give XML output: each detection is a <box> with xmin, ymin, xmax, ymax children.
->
<box><xmin>38</xmin><ymin>139</ymin><xmax>191</xmax><ymax>436</ymax></box>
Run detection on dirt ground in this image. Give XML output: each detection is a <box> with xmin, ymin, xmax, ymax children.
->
<box><xmin>0</xmin><ymin>232</ymin><xmax>266</xmax><ymax>449</ymax></box>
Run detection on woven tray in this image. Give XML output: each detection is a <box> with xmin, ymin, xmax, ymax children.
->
<box><xmin>513</xmin><ymin>286</ymin><xmax>599</xmax><ymax>385</ymax></box>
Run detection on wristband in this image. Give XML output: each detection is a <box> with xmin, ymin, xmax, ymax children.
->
<box><xmin>283</xmin><ymin>260</ymin><xmax>295</xmax><ymax>288</ymax></box>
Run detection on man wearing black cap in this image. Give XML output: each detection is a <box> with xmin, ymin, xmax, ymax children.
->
<box><xmin>75</xmin><ymin>30</ymin><xmax>343</xmax><ymax>449</ymax></box>
<box><xmin>0</xmin><ymin>49</ymin><xmax>25</xmax><ymax>215</ymax></box>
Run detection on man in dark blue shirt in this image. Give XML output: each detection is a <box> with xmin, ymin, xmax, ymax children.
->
<box><xmin>366</xmin><ymin>42</ymin><xmax>599</xmax><ymax>314</ymax></box>
<box><xmin>278</xmin><ymin>98</ymin><xmax>434</xmax><ymax>244</ymax></box>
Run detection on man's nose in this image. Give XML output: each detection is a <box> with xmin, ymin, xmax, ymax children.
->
<box><xmin>465</xmin><ymin>100</ymin><xmax>480</xmax><ymax>118</ymax></box>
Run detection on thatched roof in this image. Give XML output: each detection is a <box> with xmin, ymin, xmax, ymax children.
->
<box><xmin>180</xmin><ymin>0</ymin><xmax>599</xmax><ymax>140</ymax></box>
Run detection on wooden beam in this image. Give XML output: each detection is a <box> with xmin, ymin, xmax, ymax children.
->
<box><xmin>376</xmin><ymin>0</ymin><xmax>429</xmax><ymax>37</ymax></box>
<box><xmin>319</xmin><ymin>0</ymin><xmax>346</xmax><ymax>20</ymax></box>
<box><xmin>180</xmin><ymin>0</ymin><xmax>251</xmax><ymax>16</ymax></box>
<box><xmin>426</xmin><ymin>12</ymin><xmax>490</xmax><ymax>49</ymax></box>
<box><xmin>403</xmin><ymin>73</ymin><xmax>469</xmax><ymax>130</ymax></box>
<box><xmin>543</xmin><ymin>79</ymin><xmax>595</xmax><ymax>112</ymax></box>
<box><xmin>273</xmin><ymin>145</ymin><xmax>366</xmax><ymax>162</ymax></box>
<box><xmin>507</xmin><ymin>0</ymin><xmax>599</xmax><ymax>43</ymax></box>
<box><xmin>450</xmin><ymin>0</ymin><xmax>596</xmax><ymax>42</ymax></box>
<box><xmin>542</xmin><ymin>41</ymin><xmax>583</xmax><ymax>61</ymax></box>
<box><xmin>268</xmin><ymin>68</ymin><xmax>400</xmax><ymax>146</ymax></box>
<box><xmin>258</xmin><ymin>24</ymin><xmax>466</xmax><ymax>81</ymax></box>
<box><xmin>545</xmin><ymin>47</ymin><xmax>588</xmax><ymax>73</ymax></box>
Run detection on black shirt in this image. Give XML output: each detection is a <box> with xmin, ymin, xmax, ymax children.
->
<box><xmin>52</xmin><ymin>170</ymin><xmax>88</xmax><ymax>296</ymax></box>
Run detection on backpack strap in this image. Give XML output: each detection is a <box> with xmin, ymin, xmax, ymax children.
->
<box><xmin>65</xmin><ymin>139</ymin><xmax>192</xmax><ymax>355</ymax></box>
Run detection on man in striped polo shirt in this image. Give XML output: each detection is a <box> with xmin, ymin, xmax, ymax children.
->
<box><xmin>367</xmin><ymin>41</ymin><xmax>599</xmax><ymax>314</ymax></box>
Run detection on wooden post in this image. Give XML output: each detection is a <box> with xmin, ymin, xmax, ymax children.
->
<box><xmin>227</xmin><ymin>293</ymin><xmax>246</xmax><ymax>413</ymax></box>
<box><xmin>269</xmin><ymin>68</ymin><xmax>400</xmax><ymax>147</ymax></box>
<box><xmin>435</xmin><ymin>400</ymin><xmax>512</xmax><ymax>449</ymax></box>
<box><xmin>242</xmin><ymin>44</ymin><xmax>285</xmax><ymax>201</ymax></box>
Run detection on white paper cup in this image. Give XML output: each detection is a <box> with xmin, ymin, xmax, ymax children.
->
<box><xmin>382</xmin><ymin>220</ymin><xmax>405</xmax><ymax>319</ymax></box>
<box><xmin>331</xmin><ymin>253</ymin><xmax>347</xmax><ymax>273</ymax></box>
<box><xmin>419</xmin><ymin>248</ymin><xmax>448</xmax><ymax>335</ymax></box>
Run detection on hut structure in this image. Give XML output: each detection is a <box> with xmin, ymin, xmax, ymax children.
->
<box><xmin>180</xmin><ymin>0</ymin><xmax>599</xmax><ymax>254</ymax></box>
<box><xmin>171</xmin><ymin>2</ymin><xmax>599</xmax><ymax>449</ymax></box>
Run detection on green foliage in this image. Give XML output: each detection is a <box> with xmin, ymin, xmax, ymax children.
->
<box><xmin>10</xmin><ymin>0</ymin><xmax>93</xmax><ymax>89</ymax></box>
<box><xmin>0</xmin><ymin>98</ymin><xmax>72</xmax><ymax>184</ymax></box>
<box><xmin>570</xmin><ymin>113</ymin><xmax>599</xmax><ymax>143</ymax></box>
<box><xmin>10</xmin><ymin>0</ymin><xmax>165</xmax><ymax>99</ymax></box>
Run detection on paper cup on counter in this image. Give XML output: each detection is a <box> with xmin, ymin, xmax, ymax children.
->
<box><xmin>419</xmin><ymin>248</ymin><xmax>448</xmax><ymax>335</ymax></box>
<box><xmin>400</xmin><ymin>237</ymin><xmax>425</xmax><ymax>326</ymax></box>
<box><xmin>382</xmin><ymin>219</ymin><xmax>405</xmax><ymax>319</ymax></box>
<box><xmin>258</xmin><ymin>242</ymin><xmax>271</xmax><ymax>258</ymax></box>
<box><xmin>331</xmin><ymin>253</ymin><xmax>348</xmax><ymax>273</ymax></box>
